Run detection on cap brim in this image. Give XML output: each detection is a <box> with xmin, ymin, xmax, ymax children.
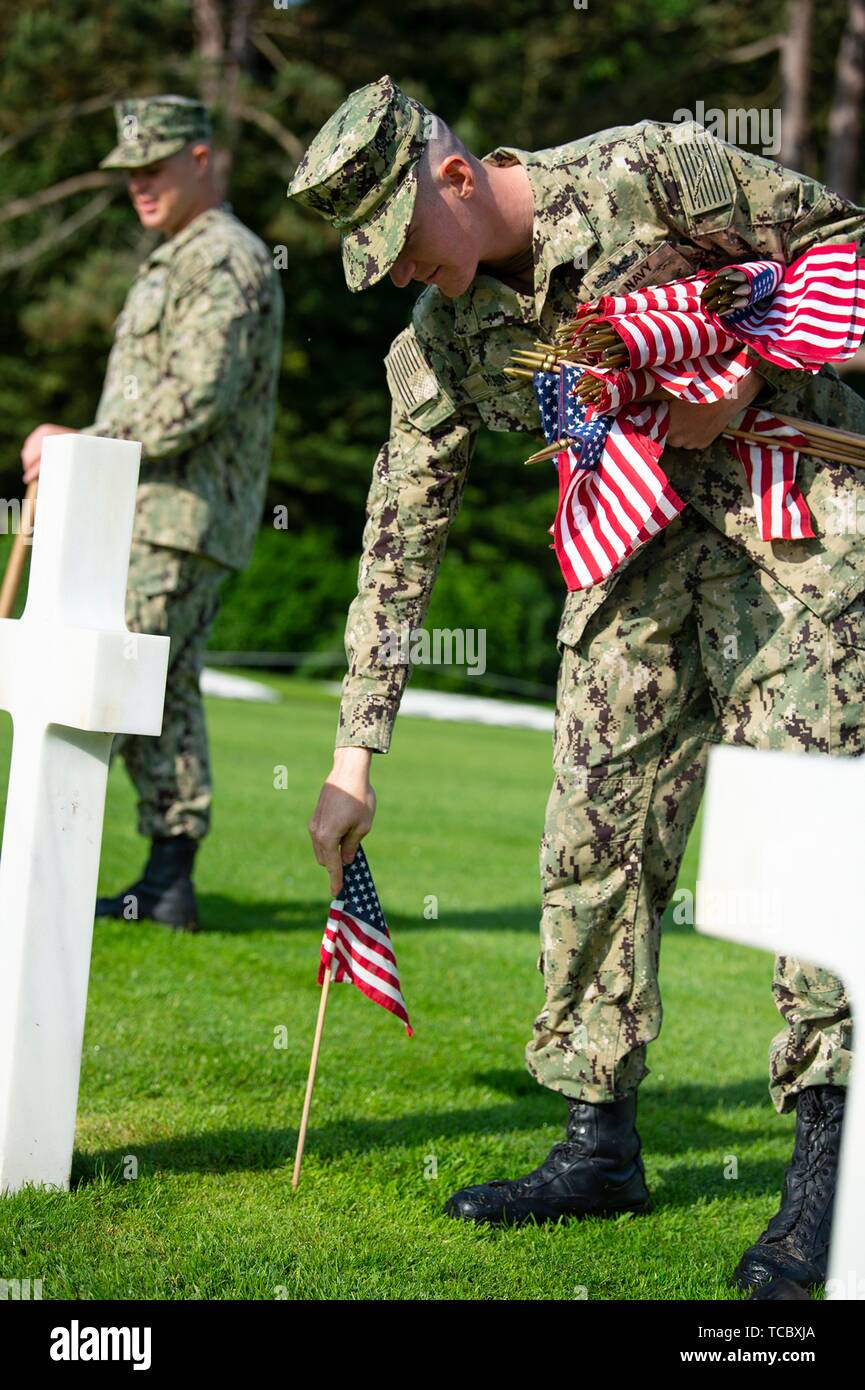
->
<box><xmin>99</xmin><ymin>136</ymin><xmax>188</xmax><ymax>170</ymax></box>
<box><xmin>340</xmin><ymin>163</ymin><xmax>419</xmax><ymax>293</ymax></box>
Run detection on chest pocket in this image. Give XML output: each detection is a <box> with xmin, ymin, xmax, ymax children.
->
<box><xmin>454</xmin><ymin>278</ymin><xmax>541</xmax><ymax>430</ymax></box>
<box><xmin>579</xmin><ymin>239</ymin><xmax>702</xmax><ymax>302</ymax></box>
<box><xmin>120</xmin><ymin>272</ymin><xmax>169</xmax><ymax>338</ymax></box>
<box><xmin>465</xmin><ymin>353</ymin><xmax>544</xmax><ymax>431</ymax></box>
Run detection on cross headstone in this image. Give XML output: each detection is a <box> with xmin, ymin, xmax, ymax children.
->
<box><xmin>695</xmin><ymin>742</ymin><xmax>865</xmax><ymax>1300</ymax></box>
<box><xmin>0</xmin><ymin>434</ymin><xmax>169</xmax><ymax>1196</ymax></box>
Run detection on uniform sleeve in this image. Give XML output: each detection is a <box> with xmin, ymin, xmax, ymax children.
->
<box><xmin>86</xmin><ymin>259</ymin><xmax>258</xmax><ymax>459</ymax></box>
<box><xmin>640</xmin><ymin>121</ymin><xmax>865</xmax><ymax>402</ymax></box>
<box><xmin>336</xmin><ymin>325</ymin><xmax>480</xmax><ymax>753</ymax></box>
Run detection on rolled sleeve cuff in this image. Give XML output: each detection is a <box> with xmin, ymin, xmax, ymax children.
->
<box><xmin>335</xmin><ymin>694</ymin><xmax>399</xmax><ymax>753</ymax></box>
<box><xmin>79</xmin><ymin>420</ymin><xmax>132</xmax><ymax>440</ymax></box>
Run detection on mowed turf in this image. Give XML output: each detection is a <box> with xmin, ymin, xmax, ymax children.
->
<box><xmin>0</xmin><ymin>679</ymin><xmax>799</xmax><ymax>1300</ymax></box>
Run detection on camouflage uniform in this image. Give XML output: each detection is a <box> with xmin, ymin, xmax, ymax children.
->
<box><xmin>290</xmin><ymin>80</ymin><xmax>865</xmax><ymax>1116</ymax></box>
<box><xmin>84</xmin><ymin>97</ymin><xmax>284</xmax><ymax>840</ymax></box>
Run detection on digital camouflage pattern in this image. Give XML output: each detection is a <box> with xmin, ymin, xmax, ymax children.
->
<box><xmin>82</xmin><ymin>193</ymin><xmax>282</xmax><ymax>843</ymax></box>
<box><xmin>527</xmin><ymin>506</ymin><xmax>857</xmax><ymax>1114</ymax></box>
<box><xmin>81</xmin><ymin>203</ymin><xmax>284</xmax><ymax>572</ymax></box>
<box><xmin>322</xmin><ymin>115</ymin><xmax>865</xmax><ymax>1115</ymax></box>
<box><xmin>111</xmin><ymin>539</ymin><xmax>229</xmax><ymax>841</ymax></box>
<box><xmin>289</xmin><ymin>75</ymin><xmax>433</xmax><ymax>292</ymax></box>
<box><xmin>99</xmin><ymin>95</ymin><xmax>212</xmax><ymax>170</ymax></box>
<box><xmin>335</xmin><ymin>119</ymin><xmax>865</xmax><ymax>752</ymax></box>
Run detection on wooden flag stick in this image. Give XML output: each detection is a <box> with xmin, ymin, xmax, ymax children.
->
<box><xmin>525</xmin><ymin>425</ymin><xmax>865</xmax><ymax>468</ymax></box>
<box><xmin>724</xmin><ymin>429</ymin><xmax>865</xmax><ymax>468</ymax></box>
<box><xmin>0</xmin><ymin>480</ymin><xmax>37</xmax><ymax>620</ymax></box>
<box><xmin>292</xmin><ymin>953</ymin><xmax>337</xmax><ymax>1192</ymax></box>
<box><xmin>774</xmin><ymin>413</ymin><xmax>865</xmax><ymax>450</ymax></box>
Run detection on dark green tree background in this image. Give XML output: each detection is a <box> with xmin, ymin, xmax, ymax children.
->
<box><xmin>1</xmin><ymin>0</ymin><xmax>863</xmax><ymax>694</ymax></box>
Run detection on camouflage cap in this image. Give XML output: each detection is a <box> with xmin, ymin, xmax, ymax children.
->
<box><xmin>288</xmin><ymin>75</ymin><xmax>434</xmax><ymax>292</ymax></box>
<box><xmin>99</xmin><ymin>95</ymin><xmax>212</xmax><ymax>170</ymax></box>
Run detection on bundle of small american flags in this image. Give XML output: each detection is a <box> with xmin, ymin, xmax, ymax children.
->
<box><xmin>318</xmin><ymin>844</ymin><xmax>413</xmax><ymax>1036</ymax></box>
<box><xmin>515</xmin><ymin>242</ymin><xmax>865</xmax><ymax>592</ymax></box>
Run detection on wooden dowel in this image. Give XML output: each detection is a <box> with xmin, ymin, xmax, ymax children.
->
<box><xmin>0</xmin><ymin>480</ymin><xmax>37</xmax><ymax>619</ymax></box>
<box><xmin>292</xmin><ymin>954</ymin><xmax>337</xmax><ymax>1192</ymax></box>
<box><xmin>774</xmin><ymin>413</ymin><xmax>865</xmax><ymax>449</ymax></box>
<box><xmin>724</xmin><ymin>429</ymin><xmax>865</xmax><ymax>468</ymax></box>
<box><xmin>526</xmin><ymin>428</ymin><xmax>865</xmax><ymax>468</ymax></box>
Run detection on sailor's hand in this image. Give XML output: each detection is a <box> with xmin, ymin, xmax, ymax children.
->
<box><xmin>309</xmin><ymin>747</ymin><xmax>376</xmax><ymax>898</ymax></box>
<box><xmin>664</xmin><ymin>371</ymin><xmax>763</xmax><ymax>450</ymax></box>
<box><xmin>21</xmin><ymin>424</ymin><xmax>76</xmax><ymax>483</ymax></box>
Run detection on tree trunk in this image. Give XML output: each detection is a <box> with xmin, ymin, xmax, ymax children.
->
<box><xmin>191</xmin><ymin>0</ymin><xmax>224</xmax><ymax>110</ymax></box>
<box><xmin>779</xmin><ymin>0</ymin><xmax>813</xmax><ymax>170</ymax></box>
<box><xmin>190</xmin><ymin>0</ymin><xmax>256</xmax><ymax>199</ymax></box>
<box><xmin>826</xmin><ymin>0</ymin><xmax>865</xmax><ymax>199</ymax></box>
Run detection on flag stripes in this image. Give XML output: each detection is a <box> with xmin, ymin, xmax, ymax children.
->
<box><xmin>318</xmin><ymin>844</ymin><xmax>413</xmax><ymax>1036</ymax></box>
<box><xmin>534</xmin><ymin>244</ymin><xmax>865</xmax><ymax>589</ymax></box>
<box><xmin>723</xmin><ymin>407</ymin><xmax>815</xmax><ymax>540</ymax></box>
<box><xmin>706</xmin><ymin>244</ymin><xmax>865</xmax><ymax>369</ymax></box>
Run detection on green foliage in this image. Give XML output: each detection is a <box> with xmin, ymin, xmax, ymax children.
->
<box><xmin>211</xmin><ymin>513</ymin><xmax>561</xmax><ymax>692</ymax></box>
<box><xmin>424</xmin><ymin>552</ymin><xmax>559</xmax><ymax>694</ymax></box>
<box><xmin>210</xmin><ymin>525</ymin><xmax>357</xmax><ymax>658</ymax></box>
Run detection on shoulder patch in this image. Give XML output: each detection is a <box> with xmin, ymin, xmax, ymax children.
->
<box><xmin>666</xmin><ymin>130</ymin><xmax>735</xmax><ymax>218</ymax></box>
<box><xmin>384</xmin><ymin>325</ymin><xmax>461</xmax><ymax>432</ymax></box>
<box><xmin>385</xmin><ymin>327</ymin><xmax>439</xmax><ymax>412</ymax></box>
<box><xmin>179</xmin><ymin>237</ymin><xmax>225</xmax><ymax>277</ymax></box>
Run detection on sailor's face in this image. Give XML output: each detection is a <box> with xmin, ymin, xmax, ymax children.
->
<box><xmin>126</xmin><ymin>145</ymin><xmax>207</xmax><ymax>236</ymax></box>
<box><xmin>388</xmin><ymin>158</ymin><xmax>481</xmax><ymax>299</ymax></box>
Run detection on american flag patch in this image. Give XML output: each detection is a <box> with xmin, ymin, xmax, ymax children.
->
<box><xmin>385</xmin><ymin>328</ymin><xmax>439</xmax><ymax>412</ymax></box>
<box><xmin>666</xmin><ymin>131</ymin><xmax>735</xmax><ymax>218</ymax></box>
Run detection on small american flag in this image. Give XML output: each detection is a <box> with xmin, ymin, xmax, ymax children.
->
<box><xmin>719</xmin><ymin>259</ymin><xmax>784</xmax><ymax>325</ymax></box>
<box><xmin>709</xmin><ymin>245</ymin><xmax>865</xmax><ymax>367</ymax></box>
<box><xmin>536</xmin><ymin>242</ymin><xmax>865</xmax><ymax>589</ymax></box>
<box><xmin>535</xmin><ymin>365</ymin><xmax>685</xmax><ymax>590</ymax></box>
<box><xmin>612</xmin><ymin>281</ymin><xmax>740</xmax><ymax>368</ymax></box>
<box><xmin>534</xmin><ymin>362</ymin><xmax>613</xmax><ymax>469</ymax></box>
<box><xmin>318</xmin><ymin>844</ymin><xmax>413</xmax><ymax>1036</ymax></box>
<box><xmin>724</xmin><ymin>406</ymin><xmax>815</xmax><ymax>540</ymax></box>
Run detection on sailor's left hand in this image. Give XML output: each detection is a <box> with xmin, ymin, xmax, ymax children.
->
<box><xmin>21</xmin><ymin>424</ymin><xmax>77</xmax><ymax>484</ymax></box>
<box><xmin>664</xmin><ymin>371</ymin><xmax>764</xmax><ymax>450</ymax></box>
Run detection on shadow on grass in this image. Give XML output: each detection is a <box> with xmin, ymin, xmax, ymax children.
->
<box><xmin>73</xmin><ymin>1074</ymin><xmax>794</xmax><ymax>1211</ymax></box>
<box><xmin>190</xmin><ymin>895</ymin><xmax>699</xmax><ymax>937</ymax></box>
<box><xmin>191</xmin><ymin>894</ymin><xmax>540</xmax><ymax>935</ymax></box>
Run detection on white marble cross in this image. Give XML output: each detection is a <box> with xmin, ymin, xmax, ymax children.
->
<box><xmin>0</xmin><ymin>434</ymin><xmax>169</xmax><ymax>1196</ymax></box>
<box><xmin>696</xmin><ymin>743</ymin><xmax>865</xmax><ymax>1299</ymax></box>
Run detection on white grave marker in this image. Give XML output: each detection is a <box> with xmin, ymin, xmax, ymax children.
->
<box><xmin>696</xmin><ymin>742</ymin><xmax>865</xmax><ymax>1299</ymax></box>
<box><xmin>0</xmin><ymin>434</ymin><xmax>169</xmax><ymax>1195</ymax></box>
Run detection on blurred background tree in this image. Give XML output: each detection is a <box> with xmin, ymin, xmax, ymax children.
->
<box><xmin>1</xmin><ymin>0</ymin><xmax>863</xmax><ymax>695</ymax></box>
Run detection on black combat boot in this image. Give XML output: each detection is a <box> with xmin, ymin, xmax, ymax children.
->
<box><xmin>443</xmin><ymin>1091</ymin><xmax>651</xmax><ymax>1225</ymax></box>
<box><xmin>731</xmin><ymin>1083</ymin><xmax>846</xmax><ymax>1295</ymax></box>
<box><xmin>95</xmin><ymin>834</ymin><xmax>200</xmax><ymax>932</ymax></box>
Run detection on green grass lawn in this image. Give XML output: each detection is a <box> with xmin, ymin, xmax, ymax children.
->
<box><xmin>0</xmin><ymin>679</ymin><xmax>798</xmax><ymax>1300</ymax></box>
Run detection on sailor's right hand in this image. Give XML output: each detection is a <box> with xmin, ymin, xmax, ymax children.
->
<box><xmin>308</xmin><ymin>746</ymin><xmax>376</xmax><ymax>898</ymax></box>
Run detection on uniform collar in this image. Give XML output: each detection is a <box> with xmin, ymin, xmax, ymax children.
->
<box><xmin>148</xmin><ymin>201</ymin><xmax>231</xmax><ymax>264</ymax></box>
<box><xmin>478</xmin><ymin>145</ymin><xmax>598</xmax><ymax>322</ymax></box>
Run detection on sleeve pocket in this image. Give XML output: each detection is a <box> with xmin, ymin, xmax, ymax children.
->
<box><xmin>384</xmin><ymin>326</ymin><xmax>459</xmax><ymax>434</ymax></box>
